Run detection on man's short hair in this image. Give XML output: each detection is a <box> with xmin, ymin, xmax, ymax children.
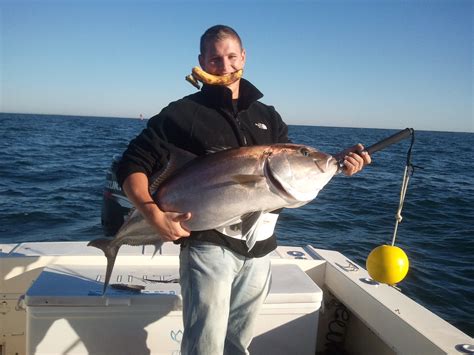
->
<box><xmin>200</xmin><ymin>25</ymin><xmax>243</xmax><ymax>55</ymax></box>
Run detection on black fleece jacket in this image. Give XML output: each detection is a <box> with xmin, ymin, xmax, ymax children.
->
<box><xmin>116</xmin><ymin>79</ymin><xmax>289</xmax><ymax>257</ymax></box>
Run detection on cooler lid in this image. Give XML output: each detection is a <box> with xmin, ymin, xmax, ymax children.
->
<box><xmin>25</xmin><ymin>263</ymin><xmax>322</xmax><ymax>308</ymax></box>
<box><xmin>265</xmin><ymin>264</ymin><xmax>323</xmax><ymax>304</ymax></box>
<box><xmin>25</xmin><ymin>265</ymin><xmax>181</xmax><ymax>308</ymax></box>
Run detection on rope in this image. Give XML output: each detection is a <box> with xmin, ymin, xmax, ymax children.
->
<box><xmin>391</xmin><ymin>131</ymin><xmax>416</xmax><ymax>246</ymax></box>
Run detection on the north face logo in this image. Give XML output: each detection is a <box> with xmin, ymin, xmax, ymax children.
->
<box><xmin>255</xmin><ymin>123</ymin><xmax>267</xmax><ymax>130</ymax></box>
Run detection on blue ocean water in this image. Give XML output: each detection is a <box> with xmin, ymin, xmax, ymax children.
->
<box><xmin>1</xmin><ymin>112</ymin><xmax>473</xmax><ymax>336</ymax></box>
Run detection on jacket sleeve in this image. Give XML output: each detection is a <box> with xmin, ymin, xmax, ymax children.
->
<box><xmin>116</xmin><ymin>98</ymin><xmax>198</xmax><ymax>187</ymax></box>
<box><xmin>115</xmin><ymin>103</ymin><xmax>185</xmax><ymax>187</ymax></box>
<box><xmin>115</xmin><ymin>125</ymin><xmax>168</xmax><ymax>187</ymax></box>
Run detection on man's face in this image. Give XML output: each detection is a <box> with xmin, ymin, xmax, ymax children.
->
<box><xmin>199</xmin><ymin>37</ymin><xmax>246</xmax><ymax>76</ymax></box>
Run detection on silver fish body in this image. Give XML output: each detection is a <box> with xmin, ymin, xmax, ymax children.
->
<box><xmin>89</xmin><ymin>144</ymin><xmax>338</xmax><ymax>293</ymax></box>
<box><xmin>157</xmin><ymin>144</ymin><xmax>337</xmax><ymax>229</ymax></box>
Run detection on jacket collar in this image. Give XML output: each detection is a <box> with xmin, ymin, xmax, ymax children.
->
<box><xmin>200</xmin><ymin>79</ymin><xmax>263</xmax><ymax>112</ymax></box>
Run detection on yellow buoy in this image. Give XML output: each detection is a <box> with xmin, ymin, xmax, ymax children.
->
<box><xmin>366</xmin><ymin>245</ymin><xmax>409</xmax><ymax>285</ymax></box>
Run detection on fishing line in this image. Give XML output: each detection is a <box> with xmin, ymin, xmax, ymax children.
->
<box><xmin>366</xmin><ymin>129</ymin><xmax>418</xmax><ymax>285</ymax></box>
<box><xmin>391</xmin><ymin>132</ymin><xmax>416</xmax><ymax>247</ymax></box>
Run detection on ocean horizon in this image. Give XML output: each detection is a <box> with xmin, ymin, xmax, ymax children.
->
<box><xmin>2</xmin><ymin>112</ymin><xmax>472</xmax><ymax>134</ymax></box>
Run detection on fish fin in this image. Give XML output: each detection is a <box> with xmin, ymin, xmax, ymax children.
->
<box><xmin>123</xmin><ymin>207</ymin><xmax>137</xmax><ymax>222</ymax></box>
<box><xmin>149</xmin><ymin>142</ymin><xmax>197</xmax><ymax>193</ymax></box>
<box><xmin>151</xmin><ymin>242</ymin><xmax>163</xmax><ymax>258</ymax></box>
<box><xmin>87</xmin><ymin>238</ymin><xmax>120</xmax><ymax>294</ymax></box>
<box><xmin>241</xmin><ymin>211</ymin><xmax>263</xmax><ymax>251</ymax></box>
<box><xmin>205</xmin><ymin>146</ymin><xmax>232</xmax><ymax>154</ymax></box>
<box><xmin>232</xmin><ymin>174</ymin><xmax>265</xmax><ymax>185</ymax></box>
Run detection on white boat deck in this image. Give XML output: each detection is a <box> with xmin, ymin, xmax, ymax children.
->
<box><xmin>1</xmin><ymin>241</ymin><xmax>472</xmax><ymax>354</ymax></box>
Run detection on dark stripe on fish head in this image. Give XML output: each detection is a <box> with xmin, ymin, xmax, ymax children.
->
<box><xmin>264</xmin><ymin>144</ymin><xmax>338</xmax><ymax>202</ymax></box>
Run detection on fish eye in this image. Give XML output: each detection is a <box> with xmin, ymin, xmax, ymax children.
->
<box><xmin>300</xmin><ymin>148</ymin><xmax>310</xmax><ymax>157</ymax></box>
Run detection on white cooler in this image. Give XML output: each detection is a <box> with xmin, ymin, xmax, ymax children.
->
<box><xmin>25</xmin><ymin>263</ymin><xmax>322</xmax><ymax>355</ymax></box>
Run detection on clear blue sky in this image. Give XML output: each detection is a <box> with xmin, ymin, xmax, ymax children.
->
<box><xmin>1</xmin><ymin>0</ymin><xmax>472</xmax><ymax>132</ymax></box>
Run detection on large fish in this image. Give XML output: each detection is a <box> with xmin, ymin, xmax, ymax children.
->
<box><xmin>89</xmin><ymin>143</ymin><xmax>339</xmax><ymax>293</ymax></box>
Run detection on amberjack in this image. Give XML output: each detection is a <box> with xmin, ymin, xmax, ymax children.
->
<box><xmin>89</xmin><ymin>144</ymin><xmax>338</xmax><ymax>293</ymax></box>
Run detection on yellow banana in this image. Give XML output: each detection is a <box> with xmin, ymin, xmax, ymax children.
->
<box><xmin>185</xmin><ymin>66</ymin><xmax>243</xmax><ymax>89</ymax></box>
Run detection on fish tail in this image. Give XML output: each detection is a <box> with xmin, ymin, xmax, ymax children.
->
<box><xmin>151</xmin><ymin>241</ymin><xmax>164</xmax><ymax>258</ymax></box>
<box><xmin>87</xmin><ymin>238</ymin><xmax>120</xmax><ymax>294</ymax></box>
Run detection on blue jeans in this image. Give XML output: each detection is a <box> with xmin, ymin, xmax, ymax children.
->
<box><xmin>179</xmin><ymin>240</ymin><xmax>271</xmax><ymax>355</ymax></box>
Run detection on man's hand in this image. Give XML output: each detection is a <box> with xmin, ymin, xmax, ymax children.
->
<box><xmin>150</xmin><ymin>210</ymin><xmax>192</xmax><ymax>242</ymax></box>
<box><xmin>122</xmin><ymin>172</ymin><xmax>192</xmax><ymax>241</ymax></box>
<box><xmin>335</xmin><ymin>143</ymin><xmax>372</xmax><ymax>176</ymax></box>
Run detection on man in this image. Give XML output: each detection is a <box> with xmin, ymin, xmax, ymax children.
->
<box><xmin>116</xmin><ymin>25</ymin><xmax>371</xmax><ymax>355</ymax></box>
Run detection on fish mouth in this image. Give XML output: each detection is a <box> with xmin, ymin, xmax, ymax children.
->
<box><xmin>320</xmin><ymin>156</ymin><xmax>338</xmax><ymax>173</ymax></box>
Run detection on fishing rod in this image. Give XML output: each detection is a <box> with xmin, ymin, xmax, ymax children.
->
<box><xmin>338</xmin><ymin>128</ymin><xmax>414</xmax><ymax>170</ymax></box>
<box><xmin>365</xmin><ymin>128</ymin><xmax>414</xmax><ymax>155</ymax></box>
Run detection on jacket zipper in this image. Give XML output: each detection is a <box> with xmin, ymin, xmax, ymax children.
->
<box><xmin>218</xmin><ymin>108</ymin><xmax>248</xmax><ymax>146</ymax></box>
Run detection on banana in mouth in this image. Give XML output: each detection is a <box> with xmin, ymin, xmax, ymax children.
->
<box><xmin>185</xmin><ymin>66</ymin><xmax>243</xmax><ymax>89</ymax></box>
